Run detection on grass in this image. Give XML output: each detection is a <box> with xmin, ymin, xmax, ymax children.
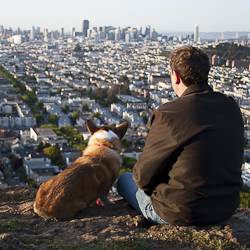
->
<box><xmin>240</xmin><ymin>185</ymin><xmax>250</xmax><ymax>208</ymax></box>
<box><xmin>46</xmin><ymin>229</ymin><xmax>245</xmax><ymax>250</ymax></box>
<box><xmin>0</xmin><ymin>219</ymin><xmax>30</xmax><ymax>234</ymax></box>
<box><xmin>47</xmin><ymin>238</ymin><xmax>150</xmax><ymax>250</ymax></box>
<box><xmin>18</xmin><ymin>236</ymin><xmax>36</xmax><ymax>245</ymax></box>
<box><xmin>0</xmin><ymin>185</ymin><xmax>249</xmax><ymax>250</ymax></box>
<box><xmin>150</xmin><ymin>227</ymin><xmax>244</xmax><ymax>250</ymax></box>
<box><xmin>0</xmin><ymin>190</ymin><xmax>36</xmax><ymax>203</ymax></box>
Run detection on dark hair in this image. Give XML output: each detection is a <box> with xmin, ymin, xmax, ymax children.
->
<box><xmin>169</xmin><ymin>46</ymin><xmax>210</xmax><ymax>86</ymax></box>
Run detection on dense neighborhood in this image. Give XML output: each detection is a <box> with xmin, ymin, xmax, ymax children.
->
<box><xmin>1</xmin><ymin>26</ymin><xmax>250</xmax><ymax>188</ymax></box>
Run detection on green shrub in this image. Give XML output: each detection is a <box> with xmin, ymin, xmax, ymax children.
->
<box><xmin>240</xmin><ymin>185</ymin><xmax>250</xmax><ymax>208</ymax></box>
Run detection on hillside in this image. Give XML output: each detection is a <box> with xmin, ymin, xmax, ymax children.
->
<box><xmin>0</xmin><ymin>185</ymin><xmax>250</xmax><ymax>250</ymax></box>
<box><xmin>204</xmin><ymin>43</ymin><xmax>250</xmax><ymax>60</ymax></box>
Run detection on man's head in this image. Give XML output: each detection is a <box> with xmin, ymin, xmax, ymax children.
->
<box><xmin>169</xmin><ymin>46</ymin><xmax>210</xmax><ymax>87</ymax></box>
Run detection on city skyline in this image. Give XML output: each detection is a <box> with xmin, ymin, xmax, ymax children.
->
<box><xmin>1</xmin><ymin>0</ymin><xmax>250</xmax><ymax>34</ymax></box>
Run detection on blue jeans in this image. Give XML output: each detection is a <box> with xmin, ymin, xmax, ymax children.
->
<box><xmin>117</xmin><ymin>172</ymin><xmax>168</xmax><ymax>224</ymax></box>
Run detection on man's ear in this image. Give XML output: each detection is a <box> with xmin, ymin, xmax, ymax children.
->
<box><xmin>175</xmin><ymin>71</ymin><xmax>180</xmax><ymax>85</ymax></box>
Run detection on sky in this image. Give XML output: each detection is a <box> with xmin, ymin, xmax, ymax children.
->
<box><xmin>1</xmin><ymin>0</ymin><xmax>250</xmax><ymax>34</ymax></box>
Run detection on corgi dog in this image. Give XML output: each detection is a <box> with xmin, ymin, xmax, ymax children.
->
<box><xmin>34</xmin><ymin>120</ymin><xmax>128</xmax><ymax>219</ymax></box>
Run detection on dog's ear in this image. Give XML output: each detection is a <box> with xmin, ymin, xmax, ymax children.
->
<box><xmin>86</xmin><ymin>120</ymin><xmax>99</xmax><ymax>135</ymax></box>
<box><xmin>116</xmin><ymin>122</ymin><xmax>128</xmax><ymax>139</ymax></box>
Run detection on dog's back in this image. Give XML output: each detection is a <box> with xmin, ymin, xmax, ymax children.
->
<box><xmin>34</xmin><ymin>120</ymin><xmax>128</xmax><ymax>219</ymax></box>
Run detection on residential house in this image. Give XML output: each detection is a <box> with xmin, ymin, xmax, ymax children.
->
<box><xmin>20</xmin><ymin>130</ymin><xmax>30</xmax><ymax>140</ymax></box>
<box><xmin>42</xmin><ymin>136</ymin><xmax>68</xmax><ymax>150</ymax></box>
<box><xmin>110</xmin><ymin>103</ymin><xmax>127</xmax><ymax>116</ymax></box>
<box><xmin>11</xmin><ymin>138</ymin><xmax>36</xmax><ymax>158</ymax></box>
<box><xmin>122</xmin><ymin>110</ymin><xmax>143</xmax><ymax>127</ymax></box>
<box><xmin>74</xmin><ymin>125</ymin><xmax>90</xmax><ymax>141</ymax></box>
<box><xmin>61</xmin><ymin>148</ymin><xmax>83</xmax><ymax>167</ymax></box>
<box><xmin>0</xmin><ymin>104</ymin><xmax>12</xmax><ymax>114</ymax></box>
<box><xmin>30</xmin><ymin>127</ymin><xmax>57</xmax><ymax>141</ymax></box>
<box><xmin>121</xmin><ymin>147</ymin><xmax>142</xmax><ymax>160</ymax></box>
<box><xmin>0</xmin><ymin>129</ymin><xmax>17</xmax><ymax>148</ymax></box>
<box><xmin>127</xmin><ymin>103</ymin><xmax>147</xmax><ymax>111</ymax></box>
<box><xmin>58</xmin><ymin>114</ymin><xmax>72</xmax><ymax>128</ymax></box>
<box><xmin>23</xmin><ymin>153</ymin><xmax>61</xmax><ymax>184</ymax></box>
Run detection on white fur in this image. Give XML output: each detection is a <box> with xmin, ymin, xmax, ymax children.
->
<box><xmin>88</xmin><ymin>129</ymin><xmax>118</xmax><ymax>145</ymax></box>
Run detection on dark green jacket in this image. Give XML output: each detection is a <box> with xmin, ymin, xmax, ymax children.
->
<box><xmin>133</xmin><ymin>83</ymin><xmax>244</xmax><ymax>226</ymax></box>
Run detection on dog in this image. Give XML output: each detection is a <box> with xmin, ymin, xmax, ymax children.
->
<box><xmin>34</xmin><ymin>119</ymin><xmax>128</xmax><ymax>219</ymax></box>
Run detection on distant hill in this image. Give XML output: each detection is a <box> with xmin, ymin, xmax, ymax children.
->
<box><xmin>161</xmin><ymin>31</ymin><xmax>250</xmax><ymax>40</ymax></box>
<box><xmin>204</xmin><ymin>42</ymin><xmax>250</xmax><ymax>60</ymax></box>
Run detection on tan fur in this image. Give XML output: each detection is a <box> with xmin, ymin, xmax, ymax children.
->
<box><xmin>34</xmin><ymin>120</ymin><xmax>128</xmax><ymax>219</ymax></box>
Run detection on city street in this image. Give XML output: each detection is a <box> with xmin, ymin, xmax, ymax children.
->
<box><xmin>1</xmin><ymin>156</ymin><xmax>19</xmax><ymax>186</ymax></box>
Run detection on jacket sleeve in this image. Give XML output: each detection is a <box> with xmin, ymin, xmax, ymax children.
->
<box><xmin>133</xmin><ymin>111</ymin><xmax>178</xmax><ymax>196</ymax></box>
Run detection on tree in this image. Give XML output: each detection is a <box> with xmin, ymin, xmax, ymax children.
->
<box><xmin>106</xmin><ymin>93</ymin><xmax>117</xmax><ymax>104</ymax></box>
<box><xmin>35</xmin><ymin>114</ymin><xmax>44</xmax><ymax>124</ymax></box>
<box><xmin>36</xmin><ymin>142</ymin><xmax>51</xmax><ymax>152</ymax></box>
<box><xmin>119</xmin><ymin>83</ymin><xmax>131</xmax><ymax>95</ymax></box>
<box><xmin>70</xmin><ymin>110</ymin><xmax>80</xmax><ymax>125</ymax></box>
<box><xmin>120</xmin><ymin>75</ymin><xmax>129</xmax><ymax>82</ymax></box>
<box><xmin>119</xmin><ymin>155</ymin><xmax>137</xmax><ymax>175</ymax></box>
<box><xmin>141</xmin><ymin>111</ymin><xmax>148</xmax><ymax>124</ymax></box>
<box><xmin>44</xmin><ymin>145</ymin><xmax>61</xmax><ymax>164</ymax></box>
<box><xmin>35</xmin><ymin>101</ymin><xmax>44</xmax><ymax>109</ymax></box>
<box><xmin>107</xmin><ymin>85</ymin><xmax>118</xmax><ymax>96</ymax></box>
<box><xmin>122</xmin><ymin>138</ymin><xmax>132</xmax><ymax>148</ymax></box>
<box><xmin>48</xmin><ymin>114</ymin><xmax>59</xmax><ymax>125</ymax></box>
<box><xmin>22</xmin><ymin>92</ymin><xmax>37</xmax><ymax>105</ymax></box>
<box><xmin>22</xmin><ymin>94</ymin><xmax>32</xmax><ymax>105</ymax></box>
<box><xmin>95</xmin><ymin>88</ymin><xmax>107</xmax><ymax>99</ymax></box>
<box><xmin>135</xmin><ymin>138</ymin><xmax>142</xmax><ymax>146</ymax></box>
<box><xmin>9</xmin><ymin>154</ymin><xmax>23</xmax><ymax>171</ymax></box>
<box><xmin>73</xmin><ymin>44</ymin><xmax>82</xmax><ymax>52</ymax></box>
<box><xmin>92</xmin><ymin>112</ymin><xmax>100</xmax><ymax>119</ymax></box>
<box><xmin>62</xmin><ymin>104</ymin><xmax>69</xmax><ymax>114</ymax></box>
<box><xmin>82</xmin><ymin>103</ymin><xmax>89</xmax><ymax>112</ymax></box>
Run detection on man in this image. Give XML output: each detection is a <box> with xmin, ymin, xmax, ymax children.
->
<box><xmin>117</xmin><ymin>46</ymin><xmax>244</xmax><ymax>226</ymax></box>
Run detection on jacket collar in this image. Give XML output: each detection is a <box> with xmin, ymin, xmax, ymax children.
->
<box><xmin>181</xmin><ymin>83</ymin><xmax>213</xmax><ymax>97</ymax></box>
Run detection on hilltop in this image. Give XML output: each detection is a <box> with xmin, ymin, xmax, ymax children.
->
<box><xmin>0</xmin><ymin>185</ymin><xmax>250</xmax><ymax>250</ymax></box>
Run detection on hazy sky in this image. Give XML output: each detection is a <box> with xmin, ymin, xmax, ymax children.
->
<box><xmin>1</xmin><ymin>0</ymin><xmax>250</xmax><ymax>34</ymax></box>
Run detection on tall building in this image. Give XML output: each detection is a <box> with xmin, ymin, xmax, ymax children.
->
<box><xmin>125</xmin><ymin>32</ymin><xmax>130</xmax><ymax>42</ymax></box>
<box><xmin>115</xmin><ymin>28</ymin><xmax>121</xmax><ymax>41</ymax></box>
<box><xmin>17</xmin><ymin>27</ymin><xmax>21</xmax><ymax>35</ymax></box>
<box><xmin>137</xmin><ymin>26</ymin><xmax>142</xmax><ymax>35</ymax></box>
<box><xmin>43</xmin><ymin>29</ymin><xmax>48</xmax><ymax>41</ymax></box>
<box><xmin>94</xmin><ymin>32</ymin><xmax>99</xmax><ymax>44</ymax></box>
<box><xmin>60</xmin><ymin>28</ymin><xmax>64</xmax><ymax>37</ymax></box>
<box><xmin>82</xmin><ymin>20</ymin><xmax>89</xmax><ymax>37</ymax></box>
<box><xmin>194</xmin><ymin>24</ymin><xmax>199</xmax><ymax>42</ymax></box>
<box><xmin>145</xmin><ymin>26</ymin><xmax>150</xmax><ymax>37</ymax></box>
<box><xmin>71</xmin><ymin>27</ymin><xmax>75</xmax><ymax>37</ymax></box>
<box><xmin>30</xmin><ymin>26</ymin><xmax>35</xmax><ymax>40</ymax></box>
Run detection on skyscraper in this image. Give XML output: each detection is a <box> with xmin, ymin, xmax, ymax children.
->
<box><xmin>94</xmin><ymin>33</ymin><xmax>99</xmax><ymax>44</ymax></box>
<box><xmin>30</xmin><ymin>26</ymin><xmax>35</xmax><ymax>40</ymax></box>
<box><xmin>60</xmin><ymin>28</ymin><xmax>64</xmax><ymax>37</ymax></box>
<box><xmin>71</xmin><ymin>27</ymin><xmax>75</xmax><ymax>37</ymax></box>
<box><xmin>82</xmin><ymin>20</ymin><xmax>89</xmax><ymax>37</ymax></box>
<box><xmin>145</xmin><ymin>26</ymin><xmax>150</xmax><ymax>37</ymax></box>
<box><xmin>194</xmin><ymin>24</ymin><xmax>199</xmax><ymax>42</ymax></box>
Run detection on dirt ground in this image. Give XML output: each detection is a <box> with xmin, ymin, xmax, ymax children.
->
<box><xmin>0</xmin><ymin>185</ymin><xmax>250</xmax><ymax>250</ymax></box>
